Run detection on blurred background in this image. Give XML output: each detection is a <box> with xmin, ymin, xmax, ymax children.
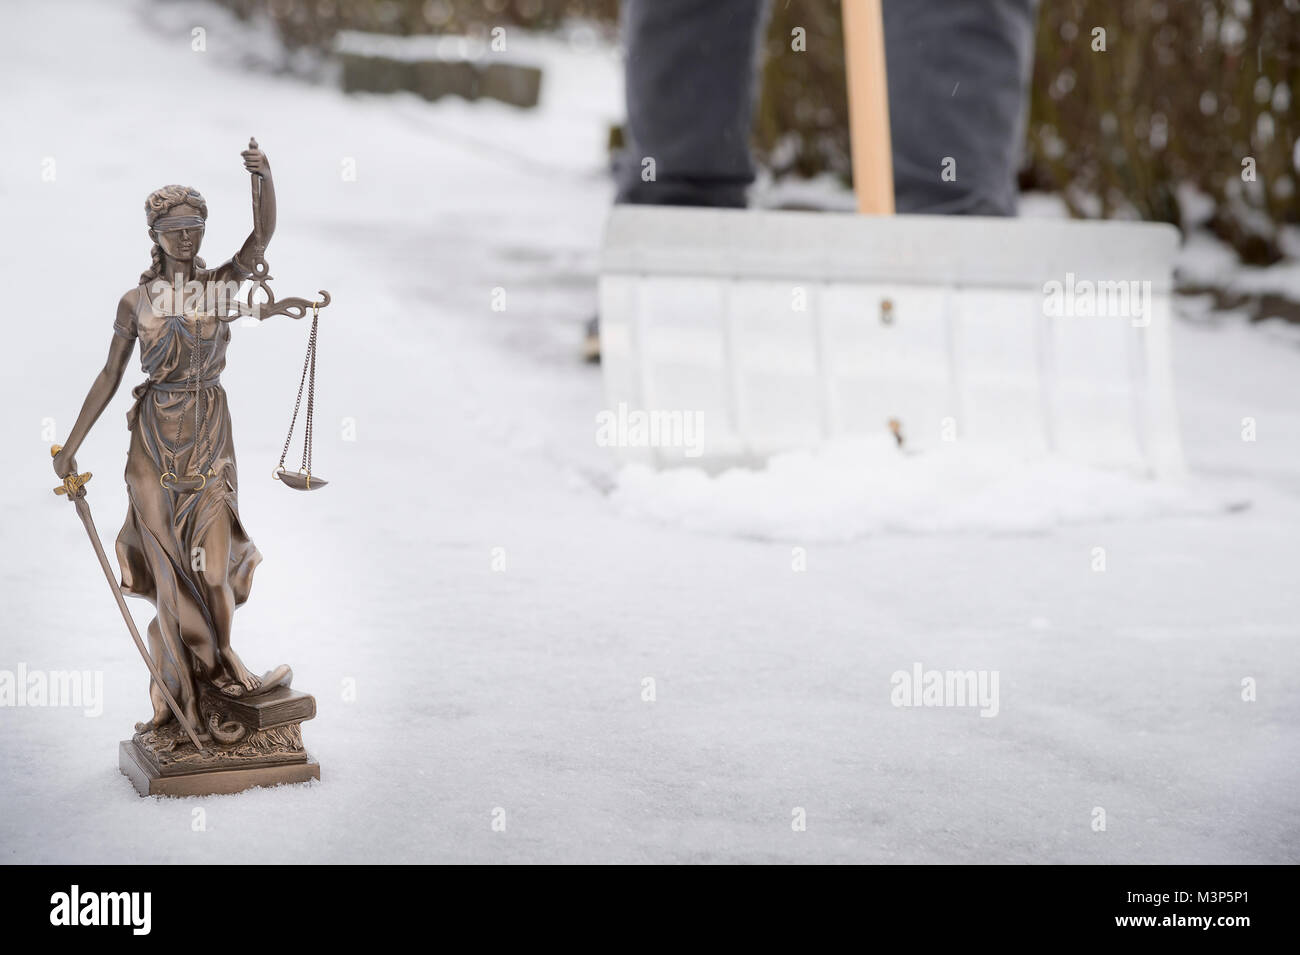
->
<box><xmin>202</xmin><ymin>0</ymin><xmax>1300</xmax><ymax>321</ymax></box>
<box><xmin>4</xmin><ymin>0</ymin><xmax>1298</xmax><ymax>864</ymax></box>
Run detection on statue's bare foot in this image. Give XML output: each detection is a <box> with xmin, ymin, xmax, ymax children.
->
<box><xmin>223</xmin><ymin>650</ymin><xmax>263</xmax><ymax>694</ymax></box>
<box><xmin>136</xmin><ymin>701</ymin><xmax>178</xmax><ymax>733</ymax></box>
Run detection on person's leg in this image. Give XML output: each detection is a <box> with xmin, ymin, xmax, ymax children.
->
<box><xmin>617</xmin><ymin>0</ymin><xmax>772</xmax><ymax>208</ymax></box>
<box><xmin>882</xmin><ymin>0</ymin><xmax>1039</xmax><ymax>216</ymax></box>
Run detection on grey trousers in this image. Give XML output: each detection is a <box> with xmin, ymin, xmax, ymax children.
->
<box><xmin>616</xmin><ymin>0</ymin><xmax>1038</xmax><ymax>216</ymax></box>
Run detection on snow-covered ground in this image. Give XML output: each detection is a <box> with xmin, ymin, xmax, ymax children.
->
<box><xmin>1</xmin><ymin>0</ymin><xmax>1297</xmax><ymax>864</ymax></box>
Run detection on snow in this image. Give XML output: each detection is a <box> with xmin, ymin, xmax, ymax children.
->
<box><xmin>611</xmin><ymin>437</ymin><xmax>1239</xmax><ymax>542</ymax></box>
<box><xmin>1174</xmin><ymin>226</ymin><xmax>1300</xmax><ymax>303</ymax></box>
<box><xmin>333</xmin><ymin>22</ymin><xmax>615</xmax><ymax>68</ymax></box>
<box><xmin>1176</xmin><ymin>229</ymin><xmax>1251</xmax><ymax>289</ymax></box>
<box><xmin>1</xmin><ymin>0</ymin><xmax>1297</xmax><ymax>864</ymax></box>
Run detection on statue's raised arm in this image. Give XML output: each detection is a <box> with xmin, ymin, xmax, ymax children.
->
<box><xmin>224</xmin><ymin>136</ymin><xmax>330</xmax><ymax>323</ymax></box>
<box><xmin>235</xmin><ymin>138</ymin><xmax>276</xmax><ymax>271</ymax></box>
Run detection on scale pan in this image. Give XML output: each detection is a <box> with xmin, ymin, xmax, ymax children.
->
<box><xmin>276</xmin><ymin>470</ymin><xmax>328</xmax><ymax>491</ymax></box>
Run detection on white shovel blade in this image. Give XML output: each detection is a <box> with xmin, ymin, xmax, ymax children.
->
<box><xmin>598</xmin><ymin>206</ymin><xmax>1182</xmax><ymax>477</ymax></box>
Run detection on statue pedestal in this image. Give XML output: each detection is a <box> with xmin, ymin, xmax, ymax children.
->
<box><xmin>119</xmin><ymin>686</ymin><xmax>320</xmax><ymax>797</ymax></box>
<box><xmin>120</xmin><ymin>741</ymin><xmax>319</xmax><ymax>796</ymax></box>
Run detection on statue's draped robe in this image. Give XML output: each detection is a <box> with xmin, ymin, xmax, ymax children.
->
<box><xmin>113</xmin><ymin>275</ymin><xmax>261</xmax><ymax>718</ymax></box>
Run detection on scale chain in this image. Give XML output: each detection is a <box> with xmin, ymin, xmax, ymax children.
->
<box><xmin>303</xmin><ymin>313</ymin><xmax>317</xmax><ymax>475</ymax></box>
<box><xmin>278</xmin><ymin>311</ymin><xmax>319</xmax><ymax>476</ymax></box>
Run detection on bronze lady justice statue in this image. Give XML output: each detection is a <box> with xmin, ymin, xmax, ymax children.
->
<box><xmin>52</xmin><ymin>141</ymin><xmax>323</xmax><ymax>795</ymax></box>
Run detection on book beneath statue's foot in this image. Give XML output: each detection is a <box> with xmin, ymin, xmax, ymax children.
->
<box><xmin>119</xmin><ymin>685</ymin><xmax>320</xmax><ymax>797</ymax></box>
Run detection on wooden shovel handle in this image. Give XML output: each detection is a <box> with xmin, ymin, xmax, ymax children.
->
<box><xmin>842</xmin><ymin>0</ymin><xmax>894</xmax><ymax>215</ymax></box>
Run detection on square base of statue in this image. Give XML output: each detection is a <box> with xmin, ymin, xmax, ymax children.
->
<box><xmin>120</xmin><ymin>740</ymin><xmax>320</xmax><ymax>796</ymax></box>
<box><xmin>119</xmin><ymin>685</ymin><xmax>320</xmax><ymax>797</ymax></box>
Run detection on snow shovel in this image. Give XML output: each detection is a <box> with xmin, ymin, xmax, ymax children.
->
<box><xmin>597</xmin><ymin>0</ymin><xmax>1183</xmax><ymax>477</ymax></box>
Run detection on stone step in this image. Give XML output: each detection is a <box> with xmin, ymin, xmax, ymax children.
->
<box><xmin>336</xmin><ymin>31</ymin><xmax>542</xmax><ymax>108</ymax></box>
